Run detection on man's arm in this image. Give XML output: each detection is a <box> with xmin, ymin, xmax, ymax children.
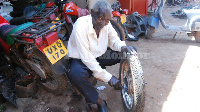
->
<box><xmin>74</xmin><ymin>30</ymin><xmax>112</xmax><ymax>82</ymax></box>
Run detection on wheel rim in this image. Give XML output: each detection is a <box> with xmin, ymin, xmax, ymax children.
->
<box><xmin>121</xmin><ymin>60</ymin><xmax>134</xmax><ymax>109</ymax></box>
<box><xmin>40</xmin><ymin>78</ymin><xmax>59</xmax><ymax>90</ymax></box>
<box><xmin>30</xmin><ymin>54</ymin><xmax>59</xmax><ymax>91</ymax></box>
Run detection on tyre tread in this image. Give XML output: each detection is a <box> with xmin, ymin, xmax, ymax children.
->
<box><xmin>120</xmin><ymin>52</ymin><xmax>145</xmax><ymax>112</ymax></box>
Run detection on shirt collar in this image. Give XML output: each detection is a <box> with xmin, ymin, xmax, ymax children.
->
<box><xmin>88</xmin><ymin>15</ymin><xmax>95</xmax><ymax>34</ymax></box>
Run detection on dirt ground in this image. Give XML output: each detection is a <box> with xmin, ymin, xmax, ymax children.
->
<box><xmin>3</xmin><ymin>4</ymin><xmax>200</xmax><ymax>112</ymax></box>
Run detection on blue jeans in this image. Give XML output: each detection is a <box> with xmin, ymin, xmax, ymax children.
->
<box><xmin>69</xmin><ymin>46</ymin><xmax>137</xmax><ymax>103</ymax></box>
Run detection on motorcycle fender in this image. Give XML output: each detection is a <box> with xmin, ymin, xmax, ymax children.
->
<box><xmin>189</xmin><ymin>15</ymin><xmax>200</xmax><ymax>31</ymax></box>
<box><xmin>50</xmin><ymin>57</ymin><xmax>70</xmax><ymax>75</ymax></box>
<box><xmin>147</xmin><ymin>16</ymin><xmax>159</xmax><ymax>28</ymax></box>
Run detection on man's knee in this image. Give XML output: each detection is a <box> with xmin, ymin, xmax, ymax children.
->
<box><xmin>69</xmin><ymin>69</ymin><xmax>86</xmax><ymax>83</ymax></box>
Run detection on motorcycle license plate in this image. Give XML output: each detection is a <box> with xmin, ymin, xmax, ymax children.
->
<box><xmin>43</xmin><ymin>39</ymin><xmax>68</xmax><ymax>64</ymax></box>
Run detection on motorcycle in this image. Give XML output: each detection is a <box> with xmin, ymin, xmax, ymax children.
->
<box><xmin>112</xmin><ymin>1</ymin><xmax>150</xmax><ymax>41</ymax></box>
<box><xmin>111</xmin><ymin>1</ymin><xmax>129</xmax><ymax>41</ymax></box>
<box><xmin>9</xmin><ymin>1</ymin><xmax>126</xmax><ymax>41</ymax></box>
<box><xmin>0</xmin><ymin>15</ymin><xmax>68</xmax><ymax>98</ymax></box>
<box><xmin>54</xmin><ymin>0</ymin><xmax>126</xmax><ymax>41</ymax></box>
<box><xmin>146</xmin><ymin>0</ymin><xmax>200</xmax><ymax>42</ymax></box>
<box><xmin>1</xmin><ymin>2</ymin><xmax>146</xmax><ymax>111</ymax></box>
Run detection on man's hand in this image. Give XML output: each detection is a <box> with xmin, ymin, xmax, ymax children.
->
<box><xmin>108</xmin><ymin>76</ymin><xmax>122</xmax><ymax>90</ymax></box>
<box><xmin>121</xmin><ymin>46</ymin><xmax>136</xmax><ymax>54</ymax></box>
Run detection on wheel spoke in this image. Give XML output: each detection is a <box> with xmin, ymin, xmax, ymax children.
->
<box><xmin>121</xmin><ymin>61</ymin><xmax>134</xmax><ymax>109</ymax></box>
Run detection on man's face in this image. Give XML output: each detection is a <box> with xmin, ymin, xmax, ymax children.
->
<box><xmin>92</xmin><ymin>8</ymin><xmax>111</xmax><ymax>31</ymax></box>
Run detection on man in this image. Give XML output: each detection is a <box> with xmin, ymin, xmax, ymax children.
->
<box><xmin>67</xmin><ymin>0</ymin><xmax>136</xmax><ymax>111</ymax></box>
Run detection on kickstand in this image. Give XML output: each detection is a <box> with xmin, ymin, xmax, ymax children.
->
<box><xmin>173</xmin><ymin>32</ymin><xmax>177</xmax><ymax>39</ymax></box>
<box><xmin>177</xmin><ymin>32</ymin><xmax>181</xmax><ymax>40</ymax></box>
<box><xmin>173</xmin><ymin>32</ymin><xmax>181</xmax><ymax>41</ymax></box>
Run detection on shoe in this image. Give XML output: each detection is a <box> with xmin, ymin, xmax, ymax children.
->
<box><xmin>97</xmin><ymin>100</ymin><xmax>107</xmax><ymax>112</ymax></box>
<box><xmin>86</xmin><ymin>104</ymin><xmax>96</xmax><ymax>112</ymax></box>
<box><xmin>127</xmin><ymin>34</ymin><xmax>139</xmax><ymax>41</ymax></box>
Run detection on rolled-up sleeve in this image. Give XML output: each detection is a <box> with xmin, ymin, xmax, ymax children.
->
<box><xmin>74</xmin><ymin>30</ymin><xmax>112</xmax><ymax>82</ymax></box>
<box><xmin>108</xmin><ymin>23</ymin><xmax>126</xmax><ymax>51</ymax></box>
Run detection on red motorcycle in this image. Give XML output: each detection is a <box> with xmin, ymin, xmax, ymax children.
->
<box><xmin>0</xmin><ymin>15</ymin><xmax>68</xmax><ymax>96</ymax></box>
<box><xmin>7</xmin><ymin>1</ymin><xmax>145</xmax><ymax>111</ymax></box>
<box><xmin>11</xmin><ymin>1</ymin><xmax>126</xmax><ymax>42</ymax></box>
<box><xmin>56</xmin><ymin>0</ymin><xmax>126</xmax><ymax>41</ymax></box>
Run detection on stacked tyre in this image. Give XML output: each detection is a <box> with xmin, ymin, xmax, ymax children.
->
<box><xmin>0</xmin><ymin>22</ymin><xmax>34</xmax><ymax>45</ymax></box>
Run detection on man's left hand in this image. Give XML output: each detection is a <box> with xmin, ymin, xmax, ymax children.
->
<box><xmin>121</xmin><ymin>46</ymin><xmax>136</xmax><ymax>54</ymax></box>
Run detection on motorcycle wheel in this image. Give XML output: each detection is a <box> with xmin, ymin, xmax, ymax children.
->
<box><xmin>28</xmin><ymin>49</ymin><xmax>67</xmax><ymax>96</ymax></box>
<box><xmin>145</xmin><ymin>25</ymin><xmax>155</xmax><ymax>39</ymax></box>
<box><xmin>119</xmin><ymin>52</ymin><xmax>145</xmax><ymax>112</ymax></box>
<box><xmin>110</xmin><ymin>20</ymin><xmax>125</xmax><ymax>41</ymax></box>
<box><xmin>193</xmin><ymin>31</ymin><xmax>200</xmax><ymax>43</ymax></box>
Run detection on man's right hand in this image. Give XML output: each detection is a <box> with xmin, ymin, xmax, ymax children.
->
<box><xmin>108</xmin><ymin>76</ymin><xmax>122</xmax><ymax>90</ymax></box>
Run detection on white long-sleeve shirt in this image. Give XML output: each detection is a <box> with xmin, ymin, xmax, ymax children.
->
<box><xmin>67</xmin><ymin>15</ymin><xmax>126</xmax><ymax>82</ymax></box>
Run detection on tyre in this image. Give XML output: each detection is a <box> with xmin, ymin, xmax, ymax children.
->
<box><xmin>110</xmin><ymin>20</ymin><xmax>126</xmax><ymax>41</ymax></box>
<box><xmin>28</xmin><ymin>49</ymin><xmax>67</xmax><ymax>95</ymax></box>
<box><xmin>119</xmin><ymin>52</ymin><xmax>145</xmax><ymax>112</ymax></box>
<box><xmin>0</xmin><ymin>25</ymin><xmax>17</xmax><ymax>42</ymax></box>
<box><xmin>145</xmin><ymin>25</ymin><xmax>155</xmax><ymax>39</ymax></box>
<box><xmin>9</xmin><ymin>16</ymin><xmax>27</xmax><ymax>25</ymax></box>
<box><xmin>193</xmin><ymin>31</ymin><xmax>200</xmax><ymax>43</ymax></box>
<box><xmin>7</xmin><ymin>22</ymin><xmax>34</xmax><ymax>45</ymax></box>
